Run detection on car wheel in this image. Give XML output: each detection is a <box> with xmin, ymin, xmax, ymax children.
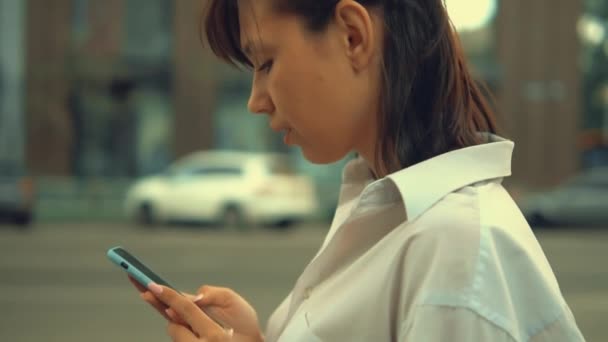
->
<box><xmin>528</xmin><ymin>212</ymin><xmax>553</xmax><ymax>228</ymax></box>
<box><xmin>137</xmin><ymin>202</ymin><xmax>157</xmax><ymax>226</ymax></box>
<box><xmin>221</xmin><ymin>205</ymin><xmax>246</xmax><ymax>230</ymax></box>
<box><xmin>272</xmin><ymin>219</ymin><xmax>295</xmax><ymax>231</ymax></box>
<box><xmin>14</xmin><ymin>212</ymin><xmax>32</xmax><ymax>227</ymax></box>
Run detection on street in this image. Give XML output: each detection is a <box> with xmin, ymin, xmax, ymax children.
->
<box><xmin>0</xmin><ymin>223</ymin><xmax>606</xmax><ymax>342</ymax></box>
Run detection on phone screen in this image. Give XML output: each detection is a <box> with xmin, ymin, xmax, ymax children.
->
<box><xmin>111</xmin><ymin>247</ymin><xmax>175</xmax><ymax>289</ymax></box>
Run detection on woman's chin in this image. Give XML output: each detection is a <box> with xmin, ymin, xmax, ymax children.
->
<box><xmin>300</xmin><ymin>147</ymin><xmax>348</xmax><ymax>165</ymax></box>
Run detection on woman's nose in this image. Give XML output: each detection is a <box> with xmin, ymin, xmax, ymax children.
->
<box><xmin>247</xmin><ymin>79</ymin><xmax>274</xmax><ymax>115</ymax></box>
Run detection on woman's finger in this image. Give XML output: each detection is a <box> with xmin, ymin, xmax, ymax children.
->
<box><xmin>140</xmin><ymin>289</ymin><xmax>206</xmax><ymax>327</ymax></box>
<box><xmin>127</xmin><ymin>275</ymin><xmax>148</xmax><ymax>293</ymax></box>
<box><xmin>141</xmin><ymin>291</ymin><xmax>172</xmax><ymax>320</ymax></box>
<box><xmin>165</xmin><ymin>308</ymin><xmax>185</xmax><ymax>325</ymax></box>
<box><xmin>149</xmin><ymin>283</ymin><xmax>226</xmax><ymax>337</ymax></box>
<box><xmin>185</xmin><ymin>293</ymin><xmax>203</xmax><ymax>303</ymax></box>
<box><xmin>167</xmin><ymin>322</ymin><xmax>198</xmax><ymax>341</ymax></box>
<box><xmin>129</xmin><ymin>276</ymin><xmax>173</xmax><ymax>320</ymax></box>
<box><xmin>141</xmin><ymin>292</ymin><xmax>189</xmax><ymax>326</ymax></box>
<box><xmin>195</xmin><ymin>285</ymin><xmax>231</xmax><ymax>307</ymax></box>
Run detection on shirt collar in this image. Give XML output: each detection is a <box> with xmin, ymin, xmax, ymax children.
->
<box><xmin>341</xmin><ymin>133</ymin><xmax>514</xmax><ymax>221</ymax></box>
<box><xmin>388</xmin><ymin>133</ymin><xmax>513</xmax><ymax>221</ymax></box>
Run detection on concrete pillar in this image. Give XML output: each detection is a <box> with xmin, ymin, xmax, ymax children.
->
<box><xmin>85</xmin><ymin>0</ymin><xmax>125</xmax><ymax>59</ymax></box>
<box><xmin>25</xmin><ymin>0</ymin><xmax>72</xmax><ymax>175</ymax></box>
<box><xmin>496</xmin><ymin>0</ymin><xmax>582</xmax><ymax>188</ymax></box>
<box><xmin>173</xmin><ymin>0</ymin><xmax>217</xmax><ymax>158</ymax></box>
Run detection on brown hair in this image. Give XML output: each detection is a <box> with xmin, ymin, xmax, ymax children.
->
<box><xmin>203</xmin><ymin>0</ymin><xmax>499</xmax><ymax>176</ymax></box>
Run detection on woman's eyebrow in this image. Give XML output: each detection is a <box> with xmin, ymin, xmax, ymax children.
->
<box><xmin>242</xmin><ymin>40</ymin><xmax>271</xmax><ymax>59</ymax></box>
<box><xmin>242</xmin><ymin>41</ymin><xmax>254</xmax><ymax>57</ymax></box>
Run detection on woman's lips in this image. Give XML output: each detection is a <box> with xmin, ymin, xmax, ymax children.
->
<box><xmin>283</xmin><ymin>128</ymin><xmax>293</xmax><ymax>145</ymax></box>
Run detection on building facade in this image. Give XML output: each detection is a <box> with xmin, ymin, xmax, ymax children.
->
<box><xmin>495</xmin><ymin>0</ymin><xmax>583</xmax><ymax>188</ymax></box>
<box><xmin>0</xmin><ymin>0</ymin><xmax>27</xmax><ymax>164</ymax></box>
<box><xmin>19</xmin><ymin>0</ymin><xmax>585</xmax><ymax>189</ymax></box>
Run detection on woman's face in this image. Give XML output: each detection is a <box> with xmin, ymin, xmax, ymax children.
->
<box><xmin>239</xmin><ymin>0</ymin><xmax>382</xmax><ymax>165</ymax></box>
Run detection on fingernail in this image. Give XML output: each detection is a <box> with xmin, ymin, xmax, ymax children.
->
<box><xmin>193</xmin><ymin>294</ymin><xmax>204</xmax><ymax>303</ymax></box>
<box><xmin>148</xmin><ymin>282</ymin><xmax>163</xmax><ymax>295</ymax></box>
<box><xmin>165</xmin><ymin>308</ymin><xmax>174</xmax><ymax>319</ymax></box>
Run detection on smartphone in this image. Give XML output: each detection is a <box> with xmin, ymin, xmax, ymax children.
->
<box><xmin>107</xmin><ymin>246</ymin><xmax>230</xmax><ymax>329</ymax></box>
<box><xmin>107</xmin><ymin>246</ymin><xmax>176</xmax><ymax>290</ymax></box>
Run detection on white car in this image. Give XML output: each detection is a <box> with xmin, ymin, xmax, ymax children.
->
<box><xmin>0</xmin><ymin>159</ymin><xmax>34</xmax><ymax>227</ymax></box>
<box><xmin>124</xmin><ymin>150</ymin><xmax>319</xmax><ymax>229</ymax></box>
<box><xmin>516</xmin><ymin>167</ymin><xmax>608</xmax><ymax>227</ymax></box>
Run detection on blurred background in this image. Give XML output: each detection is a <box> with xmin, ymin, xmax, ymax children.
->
<box><xmin>0</xmin><ymin>0</ymin><xmax>607</xmax><ymax>341</ymax></box>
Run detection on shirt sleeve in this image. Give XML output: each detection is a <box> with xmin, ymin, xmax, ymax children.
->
<box><xmin>528</xmin><ymin>308</ymin><xmax>587</xmax><ymax>342</ymax></box>
<box><xmin>400</xmin><ymin>305</ymin><xmax>517</xmax><ymax>342</ymax></box>
<box><xmin>400</xmin><ymin>305</ymin><xmax>587</xmax><ymax>342</ymax></box>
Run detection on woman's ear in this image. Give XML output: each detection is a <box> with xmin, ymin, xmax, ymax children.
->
<box><xmin>334</xmin><ymin>0</ymin><xmax>378</xmax><ymax>72</ymax></box>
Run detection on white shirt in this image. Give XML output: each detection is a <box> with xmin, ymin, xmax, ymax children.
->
<box><xmin>264</xmin><ymin>134</ymin><xmax>585</xmax><ymax>342</ymax></box>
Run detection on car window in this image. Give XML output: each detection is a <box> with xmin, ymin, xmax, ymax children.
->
<box><xmin>568</xmin><ymin>170</ymin><xmax>608</xmax><ymax>188</ymax></box>
<box><xmin>193</xmin><ymin>167</ymin><xmax>243</xmax><ymax>176</ymax></box>
<box><xmin>584</xmin><ymin>178</ymin><xmax>608</xmax><ymax>188</ymax></box>
<box><xmin>268</xmin><ymin>158</ymin><xmax>295</xmax><ymax>175</ymax></box>
<box><xmin>166</xmin><ymin>164</ymin><xmax>243</xmax><ymax>178</ymax></box>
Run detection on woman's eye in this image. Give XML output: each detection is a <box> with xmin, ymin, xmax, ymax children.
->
<box><xmin>257</xmin><ymin>60</ymin><xmax>273</xmax><ymax>73</ymax></box>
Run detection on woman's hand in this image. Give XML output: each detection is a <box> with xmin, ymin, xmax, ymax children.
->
<box><xmin>128</xmin><ymin>276</ymin><xmax>263</xmax><ymax>342</ymax></box>
<box><xmin>148</xmin><ymin>282</ymin><xmax>264</xmax><ymax>342</ymax></box>
<box><xmin>128</xmin><ymin>275</ymin><xmax>191</xmax><ymax>325</ymax></box>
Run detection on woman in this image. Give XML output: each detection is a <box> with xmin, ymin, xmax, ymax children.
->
<box><xmin>132</xmin><ymin>0</ymin><xmax>585</xmax><ymax>340</ymax></box>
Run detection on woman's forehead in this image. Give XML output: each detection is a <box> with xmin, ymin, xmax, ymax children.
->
<box><xmin>237</xmin><ymin>0</ymin><xmax>275</xmax><ymax>26</ymax></box>
<box><xmin>237</xmin><ymin>0</ymin><xmax>279</xmax><ymax>50</ymax></box>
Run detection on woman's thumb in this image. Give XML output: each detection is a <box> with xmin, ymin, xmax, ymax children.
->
<box><xmin>195</xmin><ymin>286</ymin><xmax>231</xmax><ymax>307</ymax></box>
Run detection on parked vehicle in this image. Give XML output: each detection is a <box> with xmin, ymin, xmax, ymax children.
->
<box><xmin>517</xmin><ymin>167</ymin><xmax>608</xmax><ymax>227</ymax></box>
<box><xmin>124</xmin><ymin>150</ymin><xmax>319</xmax><ymax>229</ymax></box>
<box><xmin>0</xmin><ymin>160</ymin><xmax>34</xmax><ymax>226</ymax></box>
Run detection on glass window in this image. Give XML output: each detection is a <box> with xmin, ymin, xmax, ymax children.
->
<box><xmin>580</xmin><ymin>0</ymin><xmax>608</xmax><ymax>170</ymax></box>
<box><xmin>171</xmin><ymin>165</ymin><xmax>243</xmax><ymax>178</ymax></box>
<box><xmin>193</xmin><ymin>167</ymin><xmax>243</xmax><ymax>176</ymax></box>
<box><xmin>71</xmin><ymin>0</ymin><xmax>89</xmax><ymax>47</ymax></box>
<box><xmin>568</xmin><ymin>169</ymin><xmax>608</xmax><ymax>188</ymax></box>
<box><xmin>123</xmin><ymin>0</ymin><xmax>172</xmax><ymax>61</ymax></box>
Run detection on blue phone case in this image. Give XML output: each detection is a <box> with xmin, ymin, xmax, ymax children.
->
<box><xmin>107</xmin><ymin>246</ymin><xmax>174</xmax><ymax>289</ymax></box>
<box><xmin>107</xmin><ymin>246</ymin><xmax>230</xmax><ymax>330</ymax></box>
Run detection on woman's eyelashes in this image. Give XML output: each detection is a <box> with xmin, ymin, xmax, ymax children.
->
<box><xmin>257</xmin><ymin>59</ymin><xmax>274</xmax><ymax>74</ymax></box>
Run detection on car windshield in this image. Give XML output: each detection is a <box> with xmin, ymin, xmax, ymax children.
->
<box><xmin>566</xmin><ymin>169</ymin><xmax>608</xmax><ymax>188</ymax></box>
<box><xmin>166</xmin><ymin>165</ymin><xmax>243</xmax><ymax>177</ymax></box>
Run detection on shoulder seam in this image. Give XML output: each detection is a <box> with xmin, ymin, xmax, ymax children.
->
<box><xmin>406</xmin><ymin>301</ymin><xmax>520</xmax><ymax>342</ymax></box>
<box><xmin>526</xmin><ymin>308</ymin><xmax>581</xmax><ymax>342</ymax></box>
